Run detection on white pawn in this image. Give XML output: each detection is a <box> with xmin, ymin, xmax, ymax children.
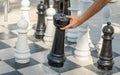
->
<box><xmin>15</xmin><ymin>17</ymin><xmax>30</xmax><ymax>64</ymax></box>
<box><xmin>44</xmin><ymin>5</ymin><xmax>56</xmax><ymax>47</ymax></box>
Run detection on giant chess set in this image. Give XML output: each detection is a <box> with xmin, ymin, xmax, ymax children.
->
<box><xmin>0</xmin><ymin>0</ymin><xmax>120</xmax><ymax>75</ymax></box>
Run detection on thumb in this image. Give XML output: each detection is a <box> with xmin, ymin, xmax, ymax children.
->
<box><xmin>60</xmin><ymin>24</ymin><xmax>72</xmax><ymax>30</ymax></box>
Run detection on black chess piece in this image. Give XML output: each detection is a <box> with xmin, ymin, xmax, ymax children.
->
<box><xmin>64</xmin><ymin>0</ymin><xmax>70</xmax><ymax>15</ymax></box>
<box><xmin>53</xmin><ymin>0</ymin><xmax>61</xmax><ymax>13</ymax></box>
<box><xmin>47</xmin><ymin>13</ymin><xmax>70</xmax><ymax>67</ymax></box>
<box><xmin>54</xmin><ymin>0</ymin><xmax>70</xmax><ymax>14</ymax></box>
<box><xmin>44</xmin><ymin>0</ymin><xmax>49</xmax><ymax>8</ymax></box>
<box><xmin>35</xmin><ymin>1</ymin><xmax>46</xmax><ymax>39</ymax></box>
<box><xmin>97</xmin><ymin>22</ymin><xmax>114</xmax><ymax>70</ymax></box>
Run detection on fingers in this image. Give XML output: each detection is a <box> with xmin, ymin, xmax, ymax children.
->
<box><xmin>60</xmin><ymin>16</ymin><xmax>79</xmax><ymax>30</ymax></box>
<box><xmin>60</xmin><ymin>16</ymin><xmax>73</xmax><ymax>30</ymax></box>
<box><xmin>66</xmin><ymin>15</ymin><xmax>72</xmax><ymax>19</ymax></box>
<box><xmin>60</xmin><ymin>24</ymin><xmax>72</xmax><ymax>30</ymax></box>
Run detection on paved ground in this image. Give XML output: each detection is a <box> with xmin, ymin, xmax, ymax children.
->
<box><xmin>0</xmin><ymin>0</ymin><xmax>120</xmax><ymax>75</ymax></box>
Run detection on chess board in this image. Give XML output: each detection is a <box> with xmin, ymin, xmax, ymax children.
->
<box><xmin>0</xmin><ymin>23</ymin><xmax>120</xmax><ymax>75</ymax></box>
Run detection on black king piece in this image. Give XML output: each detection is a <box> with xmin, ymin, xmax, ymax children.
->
<box><xmin>35</xmin><ymin>1</ymin><xmax>46</xmax><ymax>39</ymax></box>
<box><xmin>97</xmin><ymin>22</ymin><xmax>114</xmax><ymax>70</ymax></box>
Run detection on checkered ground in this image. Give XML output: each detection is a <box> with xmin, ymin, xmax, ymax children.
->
<box><xmin>0</xmin><ymin>23</ymin><xmax>120</xmax><ymax>75</ymax></box>
<box><xmin>0</xmin><ymin>0</ymin><xmax>120</xmax><ymax>75</ymax></box>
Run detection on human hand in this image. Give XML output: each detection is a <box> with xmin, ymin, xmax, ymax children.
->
<box><xmin>60</xmin><ymin>16</ymin><xmax>81</xmax><ymax>30</ymax></box>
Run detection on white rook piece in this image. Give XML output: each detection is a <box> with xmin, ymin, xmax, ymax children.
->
<box><xmin>15</xmin><ymin>17</ymin><xmax>30</xmax><ymax>64</ymax></box>
<box><xmin>44</xmin><ymin>5</ymin><xmax>56</xmax><ymax>46</ymax></box>
<box><xmin>66</xmin><ymin>0</ymin><xmax>81</xmax><ymax>42</ymax></box>
<box><xmin>74</xmin><ymin>0</ymin><xmax>93</xmax><ymax>60</ymax></box>
<box><xmin>21</xmin><ymin>0</ymin><xmax>31</xmax><ymax>30</ymax></box>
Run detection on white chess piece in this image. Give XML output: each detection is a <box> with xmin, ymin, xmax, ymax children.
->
<box><xmin>44</xmin><ymin>5</ymin><xmax>56</xmax><ymax>47</ymax></box>
<box><xmin>74</xmin><ymin>0</ymin><xmax>93</xmax><ymax>60</ymax></box>
<box><xmin>43</xmin><ymin>5</ymin><xmax>56</xmax><ymax>46</ymax></box>
<box><xmin>21</xmin><ymin>0</ymin><xmax>31</xmax><ymax>30</ymax></box>
<box><xmin>15</xmin><ymin>17</ymin><xmax>30</xmax><ymax>64</ymax></box>
<box><xmin>66</xmin><ymin>0</ymin><xmax>81</xmax><ymax>42</ymax></box>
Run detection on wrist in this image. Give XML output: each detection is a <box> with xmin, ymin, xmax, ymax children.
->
<box><xmin>78</xmin><ymin>16</ymin><xmax>84</xmax><ymax>25</ymax></box>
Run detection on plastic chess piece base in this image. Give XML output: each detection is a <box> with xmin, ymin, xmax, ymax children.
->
<box><xmin>35</xmin><ymin>34</ymin><xmax>44</xmax><ymax>39</ymax></box>
<box><xmin>97</xmin><ymin>60</ymin><xmax>114</xmax><ymax>70</ymax></box>
<box><xmin>15</xmin><ymin>58</ymin><xmax>30</xmax><ymax>64</ymax></box>
<box><xmin>47</xmin><ymin>54</ymin><xmax>66</xmax><ymax>68</ymax></box>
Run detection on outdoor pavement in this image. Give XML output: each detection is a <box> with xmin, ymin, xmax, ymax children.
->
<box><xmin>0</xmin><ymin>0</ymin><xmax>120</xmax><ymax>75</ymax></box>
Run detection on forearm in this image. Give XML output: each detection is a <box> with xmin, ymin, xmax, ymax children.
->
<box><xmin>78</xmin><ymin>0</ymin><xmax>111</xmax><ymax>25</ymax></box>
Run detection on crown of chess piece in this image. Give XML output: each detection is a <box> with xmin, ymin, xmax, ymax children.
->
<box><xmin>35</xmin><ymin>1</ymin><xmax>46</xmax><ymax>39</ymax></box>
<box><xmin>47</xmin><ymin>13</ymin><xmax>70</xmax><ymax>67</ymax></box>
<box><xmin>97</xmin><ymin>22</ymin><xmax>114</xmax><ymax>70</ymax></box>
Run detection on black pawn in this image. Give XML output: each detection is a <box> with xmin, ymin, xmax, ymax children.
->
<box><xmin>35</xmin><ymin>1</ymin><xmax>46</xmax><ymax>39</ymax></box>
<box><xmin>97</xmin><ymin>22</ymin><xmax>114</xmax><ymax>70</ymax></box>
<box><xmin>47</xmin><ymin>13</ymin><xmax>70</xmax><ymax>67</ymax></box>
